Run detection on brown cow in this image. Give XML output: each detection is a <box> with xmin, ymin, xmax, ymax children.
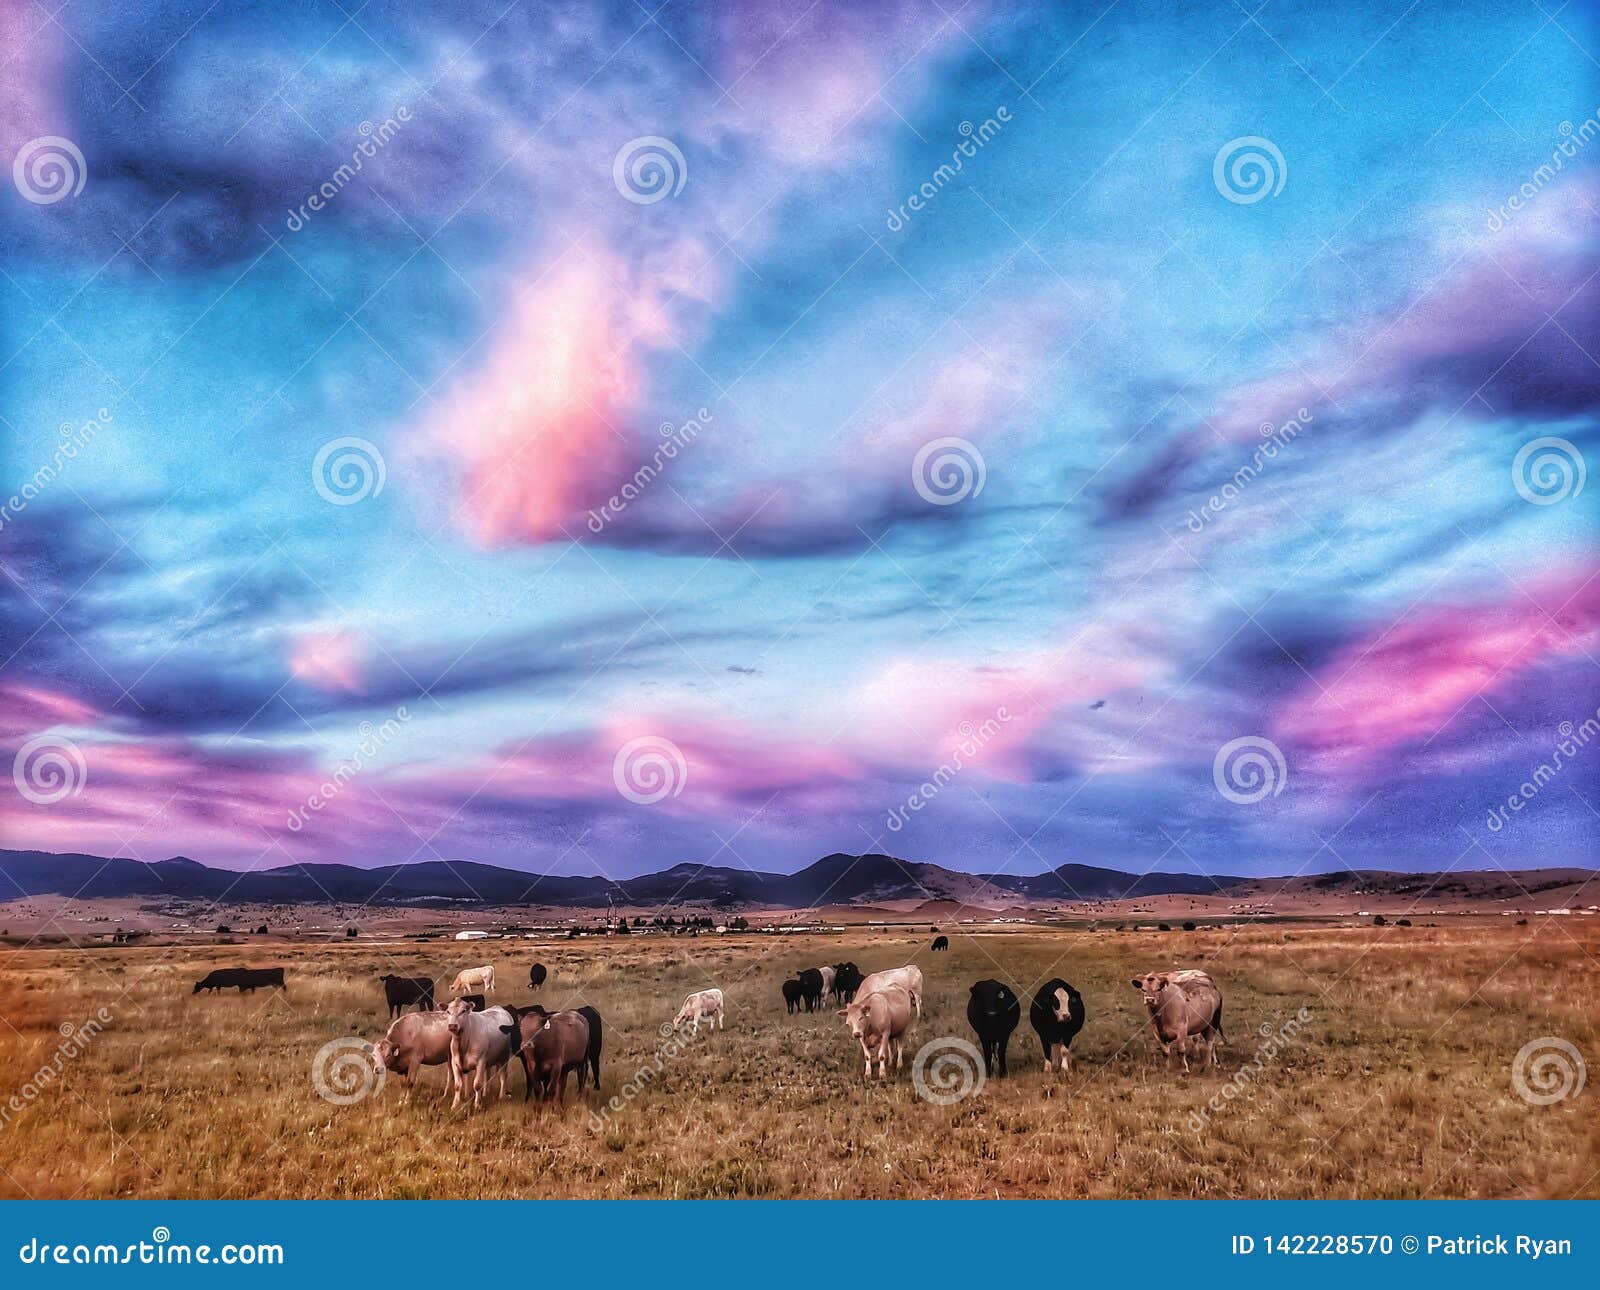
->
<box><xmin>839</xmin><ymin>985</ymin><xmax>914</xmax><ymax>1080</ymax></box>
<box><xmin>503</xmin><ymin>1006</ymin><xmax>591</xmax><ymax>1104</ymax></box>
<box><xmin>1131</xmin><ymin>969</ymin><xmax>1226</xmax><ymax>1072</ymax></box>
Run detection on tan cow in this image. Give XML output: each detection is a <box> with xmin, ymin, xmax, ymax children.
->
<box><xmin>450</xmin><ymin>965</ymin><xmax>495</xmax><ymax>995</ymax></box>
<box><xmin>839</xmin><ymin>985</ymin><xmax>914</xmax><ymax>1079</ymax></box>
<box><xmin>857</xmin><ymin>965</ymin><xmax>923</xmax><ymax>1017</ymax></box>
<box><xmin>672</xmin><ymin>988</ymin><xmax>724</xmax><ymax>1034</ymax></box>
<box><xmin>1131</xmin><ymin>969</ymin><xmax>1225</xmax><ymax>1072</ymax></box>
<box><xmin>373</xmin><ymin>1009</ymin><xmax>455</xmax><ymax>1100</ymax></box>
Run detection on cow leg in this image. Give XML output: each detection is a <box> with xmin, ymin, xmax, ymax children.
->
<box><xmin>998</xmin><ymin>1037</ymin><xmax>1008</xmax><ymax>1077</ymax></box>
<box><xmin>718</xmin><ymin>1010</ymin><xmax>724</xmax><ymax>1030</ymax></box>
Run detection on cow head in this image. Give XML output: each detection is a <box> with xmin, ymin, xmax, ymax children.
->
<box><xmin>838</xmin><ymin>1001</ymin><xmax>866</xmax><ymax>1038</ymax></box>
<box><xmin>970</xmin><ymin>981</ymin><xmax>1013</xmax><ymax>1021</ymax></box>
<box><xmin>1131</xmin><ymin>973</ymin><xmax>1170</xmax><ymax>1008</ymax></box>
<box><xmin>373</xmin><ymin>1038</ymin><xmax>397</xmax><ymax>1070</ymax></box>
<box><xmin>1052</xmin><ymin>986</ymin><xmax>1072</xmax><ymax>1022</ymax></box>
<box><xmin>445</xmin><ymin>998</ymin><xmax>474</xmax><ymax>1035</ymax></box>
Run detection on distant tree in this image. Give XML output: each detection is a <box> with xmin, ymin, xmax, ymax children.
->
<box><xmin>1396</xmin><ymin>918</ymin><xmax>1412</xmax><ymax>927</ymax></box>
<box><xmin>345</xmin><ymin>926</ymin><xmax>358</xmax><ymax>938</ymax></box>
<box><xmin>729</xmin><ymin>916</ymin><xmax>749</xmax><ymax>931</ymax></box>
<box><xmin>567</xmin><ymin>927</ymin><xmax>580</xmax><ymax>938</ymax></box>
<box><xmin>1158</xmin><ymin>923</ymin><xmax>1171</xmax><ymax>932</ymax></box>
<box><xmin>256</xmin><ymin>924</ymin><xmax>269</xmax><ymax>935</ymax></box>
<box><xmin>216</xmin><ymin>924</ymin><xmax>231</xmax><ymax>933</ymax></box>
<box><xmin>633</xmin><ymin>916</ymin><xmax>645</xmax><ymax>927</ymax></box>
<box><xmin>1182</xmin><ymin>921</ymin><xmax>1197</xmax><ymax>932</ymax></box>
<box><xmin>615</xmin><ymin>919</ymin><xmax>630</xmax><ymax>935</ymax></box>
<box><xmin>1372</xmin><ymin>914</ymin><xmax>1387</xmax><ymax>926</ymax></box>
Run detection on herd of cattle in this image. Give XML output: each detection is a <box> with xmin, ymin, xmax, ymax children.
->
<box><xmin>191</xmin><ymin>939</ymin><xmax>1230</xmax><ymax>1108</ymax></box>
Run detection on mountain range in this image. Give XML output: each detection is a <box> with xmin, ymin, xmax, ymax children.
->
<box><xmin>1</xmin><ymin>848</ymin><xmax>1593</xmax><ymax>911</ymax></box>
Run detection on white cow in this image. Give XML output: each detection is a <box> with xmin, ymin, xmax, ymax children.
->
<box><xmin>443</xmin><ymin>998</ymin><xmax>514</xmax><ymax>1109</ymax></box>
<box><xmin>857</xmin><ymin>965</ymin><xmax>924</xmax><ymax>1017</ymax></box>
<box><xmin>672</xmin><ymin>988</ymin><xmax>725</xmax><ymax>1034</ymax></box>
<box><xmin>450</xmin><ymin>965</ymin><xmax>495</xmax><ymax>995</ymax></box>
<box><xmin>818</xmin><ymin>964</ymin><xmax>837</xmax><ymax>1002</ymax></box>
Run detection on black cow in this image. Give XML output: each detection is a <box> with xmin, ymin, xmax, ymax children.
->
<box><xmin>576</xmin><ymin>1004</ymin><xmax>603</xmax><ymax>1089</ymax></box>
<box><xmin>966</xmin><ymin>979</ymin><xmax>1020</xmax><ymax>1077</ymax></box>
<box><xmin>379</xmin><ymin>974</ymin><xmax>434</xmax><ymax>1017</ymax></box>
<box><xmin>1029</xmin><ymin>978</ymin><xmax>1087</xmax><ymax>1074</ymax></box>
<box><xmin>832</xmin><ymin>962</ymin><xmax>863</xmax><ymax>1003</ymax></box>
<box><xmin>192</xmin><ymin>967</ymin><xmax>286</xmax><ymax>995</ymax></box>
<box><xmin>529</xmin><ymin>963</ymin><xmax>548</xmax><ymax>989</ymax></box>
<box><xmin>931</xmin><ymin>935</ymin><xmax>949</xmax><ymax>951</ymax></box>
<box><xmin>781</xmin><ymin>979</ymin><xmax>804</xmax><ymax>1014</ymax></box>
<box><xmin>458</xmin><ymin>992</ymin><xmax>486</xmax><ymax>1012</ymax></box>
<box><xmin>796</xmin><ymin>967</ymin><xmax>825</xmax><ymax>1012</ymax></box>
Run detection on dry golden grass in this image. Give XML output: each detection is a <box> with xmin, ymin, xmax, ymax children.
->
<box><xmin>0</xmin><ymin>921</ymin><xmax>1595</xmax><ymax>1199</ymax></box>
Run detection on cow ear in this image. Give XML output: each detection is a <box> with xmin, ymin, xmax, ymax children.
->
<box><xmin>1129</xmin><ymin>978</ymin><xmax>1141</xmax><ymax>988</ymax></box>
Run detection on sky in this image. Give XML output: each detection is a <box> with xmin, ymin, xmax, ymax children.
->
<box><xmin>1</xmin><ymin>0</ymin><xmax>1596</xmax><ymax>883</ymax></box>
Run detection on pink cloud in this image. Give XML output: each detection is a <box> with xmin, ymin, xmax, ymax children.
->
<box><xmin>289</xmin><ymin>629</ymin><xmax>366</xmax><ymax>693</ymax></box>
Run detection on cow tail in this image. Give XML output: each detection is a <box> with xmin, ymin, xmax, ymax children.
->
<box><xmin>1214</xmin><ymin>1002</ymin><xmax>1227</xmax><ymax>1044</ymax></box>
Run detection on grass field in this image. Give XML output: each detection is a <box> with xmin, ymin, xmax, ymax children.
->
<box><xmin>1</xmin><ymin>921</ymin><xmax>1595</xmax><ymax>1199</ymax></box>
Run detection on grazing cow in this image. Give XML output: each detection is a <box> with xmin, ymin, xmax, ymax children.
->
<box><xmin>796</xmin><ymin>968</ymin><xmax>825</xmax><ymax>1012</ymax></box>
<box><xmin>858</xmin><ymin>965</ymin><xmax>923</xmax><ymax>1017</ymax></box>
<box><xmin>502</xmin><ymin>1007</ymin><xmax>590</xmax><ymax>1103</ymax></box>
<box><xmin>839</xmin><ymin>985</ymin><xmax>914</xmax><ymax>1079</ymax></box>
<box><xmin>966</xmin><ymin>980</ymin><xmax>1020</xmax><ymax>1077</ymax></box>
<box><xmin>1029</xmin><ymin>978</ymin><xmax>1087</xmax><ymax>1074</ymax></box>
<box><xmin>443</xmin><ymin>998</ymin><xmax>515</xmax><ymax>1109</ymax></box>
<box><xmin>192</xmin><ymin>967</ymin><xmax>286</xmax><ymax>995</ymax></box>
<box><xmin>832</xmin><ymin>962</ymin><xmax>863</xmax><ymax>1003</ymax></box>
<box><xmin>782</xmin><ymin>979</ymin><xmax>804</xmax><ymax>1014</ymax></box>
<box><xmin>379</xmin><ymin>974</ymin><xmax>435</xmax><ymax>1018</ymax></box>
<box><xmin>575</xmin><ymin>1004</ymin><xmax>603</xmax><ymax>1090</ymax></box>
<box><xmin>457</xmin><ymin>993</ymin><xmax>486</xmax><ymax>1013</ymax></box>
<box><xmin>672</xmin><ymin>988</ymin><xmax>725</xmax><ymax>1034</ymax></box>
<box><xmin>818</xmin><ymin>964</ymin><xmax>837</xmax><ymax>1002</ymax></box>
<box><xmin>1131</xmin><ymin>969</ymin><xmax>1225</xmax><ymax>1072</ymax></box>
<box><xmin>450</xmin><ymin>965</ymin><xmax>495</xmax><ymax>996</ymax></box>
<box><xmin>374</xmin><ymin>1009</ymin><xmax>455</xmax><ymax>1099</ymax></box>
<box><xmin>528</xmin><ymin>962</ymin><xmax>548</xmax><ymax>989</ymax></box>
<box><xmin>931</xmin><ymin>935</ymin><xmax>949</xmax><ymax>951</ymax></box>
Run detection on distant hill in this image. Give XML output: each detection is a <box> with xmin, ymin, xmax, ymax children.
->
<box><xmin>0</xmin><ymin>847</ymin><xmax>1591</xmax><ymax>910</ymax></box>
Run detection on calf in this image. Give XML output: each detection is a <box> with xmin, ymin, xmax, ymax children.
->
<box><xmin>858</xmin><ymin>965</ymin><xmax>923</xmax><ymax>1017</ymax></box>
<box><xmin>782</xmin><ymin>979</ymin><xmax>804</xmax><ymax>1014</ymax></box>
<box><xmin>379</xmin><ymin>974</ymin><xmax>435</xmax><ymax>1018</ymax></box>
<box><xmin>193</xmin><ymin>967</ymin><xmax>286</xmax><ymax>995</ymax></box>
<box><xmin>966</xmin><ymin>979</ymin><xmax>1020</xmax><ymax>1077</ymax></box>
<box><xmin>795</xmin><ymin>968</ymin><xmax>824</xmax><ymax>1012</ymax></box>
<box><xmin>450</xmin><ymin>965</ymin><xmax>495</xmax><ymax>995</ymax></box>
<box><xmin>1131</xmin><ymin>970</ymin><xmax>1225</xmax><ymax>1072</ymax></box>
<box><xmin>443</xmin><ymin>998</ymin><xmax>515</xmax><ymax>1109</ymax></box>
<box><xmin>374</xmin><ymin>1009</ymin><xmax>454</xmax><ymax>1099</ymax></box>
<box><xmin>931</xmin><ymin>935</ymin><xmax>949</xmax><ymax>951</ymax></box>
<box><xmin>839</xmin><ymin>985</ymin><xmax>913</xmax><ymax>1080</ymax></box>
<box><xmin>1029</xmin><ymin>978</ymin><xmax>1086</xmax><ymax>1074</ymax></box>
<box><xmin>672</xmin><ymin>988</ymin><xmax>725</xmax><ymax>1034</ymax></box>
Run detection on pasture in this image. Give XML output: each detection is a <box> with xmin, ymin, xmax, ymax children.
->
<box><xmin>0</xmin><ymin>921</ymin><xmax>1595</xmax><ymax>1199</ymax></box>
